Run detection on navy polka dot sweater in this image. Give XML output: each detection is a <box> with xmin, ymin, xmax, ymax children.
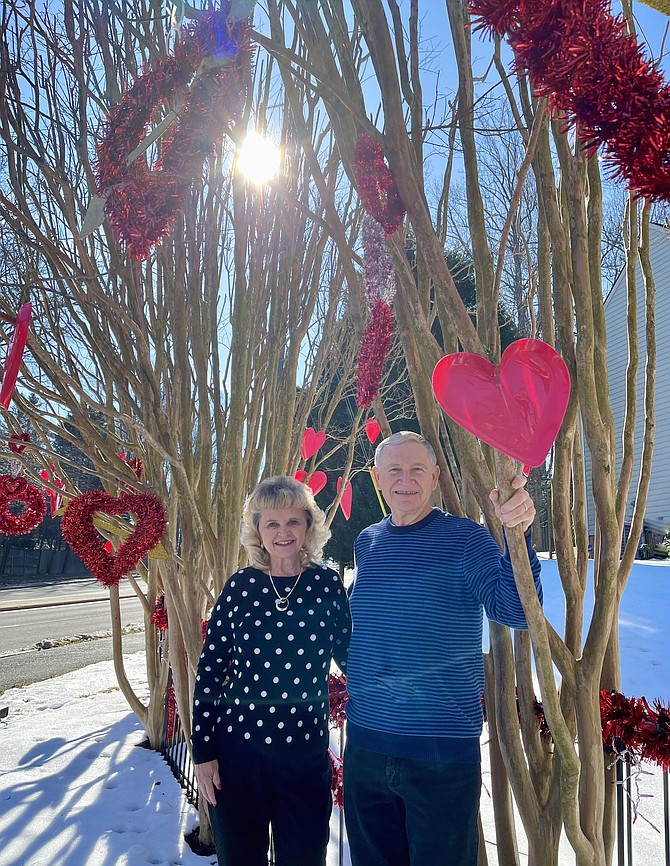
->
<box><xmin>191</xmin><ymin>565</ymin><xmax>351</xmax><ymax>764</ymax></box>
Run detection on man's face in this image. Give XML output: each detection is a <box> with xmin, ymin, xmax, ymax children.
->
<box><xmin>372</xmin><ymin>440</ymin><xmax>440</xmax><ymax>525</ymax></box>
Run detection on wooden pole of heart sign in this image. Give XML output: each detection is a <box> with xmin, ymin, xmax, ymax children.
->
<box><xmin>493</xmin><ymin>451</ymin><xmax>577</xmax><ymax>790</ymax></box>
<box><xmin>368</xmin><ymin>468</ymin><xmax>387</xmax><ymax>517</ymax></box>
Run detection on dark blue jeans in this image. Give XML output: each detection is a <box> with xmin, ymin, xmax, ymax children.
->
<box><xmin>343</xmin><ymin>743</ymin><xmax>481</xmax><ymax>866</ymax></box>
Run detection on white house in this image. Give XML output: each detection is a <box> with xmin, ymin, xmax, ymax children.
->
<box><xmin>584</xmin><ymin>221</ymin><xmax>670</xmax><ymax>546</ymax></box>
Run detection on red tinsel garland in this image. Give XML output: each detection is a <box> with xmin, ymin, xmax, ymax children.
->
<box><xmin>61</xmin><ymin>490</ymin><xmax>168</xmax><ymax>587</ymax></box>
<box><xmin>152</xmin><ymin>596</ymin><xmax>169</xmax><ymax>631</ymax></box>
<box><xmin>329</xmin><ymin>749</ymin><xmax>344</xmax><ymax>809</ymax></box>
<box><xmin>469</xmin><ymin>0</ymin><xmax>670</xmax><ymax>201</ymax></box>
<box><xmin>329</xmin><ymin>671</ymin><xmax>349</xmax><ymax>729</ymax></box>
<box><xmin>95</xmin><ymin>6</ymin><xmax>251</xmax><ymax>259</ymax></box>
<box><xmin>353</xmin><ymin>133</ymin><xmax>406</xmax><ymax>236</ymax></box>
<box><xmin>356</xmin><ymin>299</ymin><xmax>395</xmax><ymax>409</ymax></box>
<box><xmin>0</xmin><ymin>475</ymin><xmax>46</xmax><ymax>535</ymax></box>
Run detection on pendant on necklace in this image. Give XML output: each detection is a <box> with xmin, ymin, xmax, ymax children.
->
<box><xmin>275</xmin><ymin>597</ymin><xmax>289</xmax><ymax>612</ymax></box>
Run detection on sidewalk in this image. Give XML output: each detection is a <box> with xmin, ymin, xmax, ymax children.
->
<box><xmin>0</xmin><ymin>577</ymin><xmax>143</xmax><ymax>612</ymax></box>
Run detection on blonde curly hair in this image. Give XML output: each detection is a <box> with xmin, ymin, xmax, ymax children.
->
<box><xmin>240</xmin><ymin>475</ymin><xmax>331</xmax><ymax>570</ymax></box>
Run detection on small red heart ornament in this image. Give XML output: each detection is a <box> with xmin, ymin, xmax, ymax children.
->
<box><xmin>337</xmin><ymin>477</ymin><xmax>353</xmax><ymax>521</ymax></box>
<box><xmin>0</xmin><ymin>303</ymin><xmax>31</xmax><ymax>410</ymax></box>
<box><xmin>61</xmin><ymin>490</ymin><xmax>168</xmax><ymax>587</ymax></box>
<box><xmin>306</xmin><ymin>470</ymin><xmax>327</xmax><ymax>496</ymax></box>
<box><xmin>365</xmin><ymin>418</ymin><xmax>381</xmax><ymax>444</ymax></box>
<box><xmin>301</xmin><ymin>427</ymin><xmax>327</xmax><ymax>460</ymax></box>
<box><xmin>295</xmin><ymin>470</ymin><xmax>309</xmax><ymax>483</ymax></box>
<box><xmin>0</xmin><ymin>474</ymin><xmax>46</xmax><ymax>535</ymax></box>
<box><xmin>8</xmin><ymin>432</ymin><xmax>31</xmax><ymax>454</ymax></box>
<box><xmin>432</xmin><ymin>339</ymin><xmax>570</xmax><ymax>467</ymax></box>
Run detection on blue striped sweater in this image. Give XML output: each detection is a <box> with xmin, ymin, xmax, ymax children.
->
<box><xmin>346</xmin><ymin>508</ymin><xmax>542</xmax><ymax>763</ymax></box>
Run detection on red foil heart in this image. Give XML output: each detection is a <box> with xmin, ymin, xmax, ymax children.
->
<box><xmin>365</xmin><ymin>418</ymin><xmax>381</xmax><ymax>444</ymax></box>
<box><xmin>301</xmin><ymin>427</ymin><xmax>326</xmax><ymax>460</ymax></box>
<box><xmin>337</xmin><ymin>477</ymin><xmax>353</xmax><ymax>521</ymax></box>
<box><xmin>0</xmin><ymin>474</ymin><xmax>46</xmax><ymax>535</ymax></box>
<box><xmin>432</xmin><ymin>338</ymin><xmax>570</xmax><ymax>467</ymax></box>
<box><xmin>306</xmin><ymin>470</ymin><xmax>327</xmax><ymax>496</ymax></box>
<box><xmin>61</xmin><ymin>490</ymin><xmax>168</xmax><ymax>587</ymax></box>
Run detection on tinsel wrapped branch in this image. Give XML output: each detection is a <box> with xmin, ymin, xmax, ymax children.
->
<box><xmin>469</xmin><ymin>0</ymin><xmax>670</xmax><ymax>201</ymax></box>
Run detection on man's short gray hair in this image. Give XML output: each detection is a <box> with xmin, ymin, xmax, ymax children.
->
<box><xmin>374</xmin><ymin>431</ymin><xmax>438</xmax><ymax>468</ymax></box>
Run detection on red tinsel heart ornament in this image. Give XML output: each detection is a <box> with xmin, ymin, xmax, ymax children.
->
<box><xmin>0</xmin><ymin>474</ymin><xmax>46</xmax><ymax>535</ymax></box>
<box><xmin>432</xmin><ymin>339</ymin><xmax>570</xmax><ymax>467</ymax></box>
<box><xmin>301</xmin><ymin>428</ymin><xmax>326</xmax><ymax>460</ymax></box>
<box><xmin>61</xmin><ymin>490</ymin><xmax>168</xmax><ymax>587</ymax></box>
<box><xmin>337</xmin><ymin>477</ymin><xmax>353</xmax><ymax>521</ymax></box>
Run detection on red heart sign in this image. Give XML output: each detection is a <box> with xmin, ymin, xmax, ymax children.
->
<box><xmin>61</xmin><ymin>490</ymin><xmax>168</xmax><ymax>587</ymax></box>
<box><xmin>0</xmin><ymin>303</ymin><xmax>31</xmax><ymax>410</ymax></box>
<box><xmin>432</xmin><ymin>338</ymin><xmax>570</xmax><ymax>467</ymax></box>
<box><xmin>306</xmin><ymin>470</ymin><xmax>327</xmax><ymax>496</ymax></box>
<box><xmin>301</xmin><ymin>427</ymin><xmax>326</xmax><ymax>460</ymax></box>
<box><xmin>0</xmin><ymin>475</ymin><xmax>46</xmax><ymax>535</ymax></box>
<box><xmin>365</xmin><ymin>418</ymin><xmax>381</xmax><ymax>444</ymax></box>
<box><xmin>337</xmin><ymin>476</ymin><xmax>353</xmax><ymax>521</ymax></box>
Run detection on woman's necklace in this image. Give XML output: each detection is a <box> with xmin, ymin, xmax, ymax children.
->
<box><xmin>268</xmin><ymin>569</ymin><xmax>302</xmax><ymax>612</ymax></box>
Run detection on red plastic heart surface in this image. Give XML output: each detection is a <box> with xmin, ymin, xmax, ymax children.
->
<box><xmin>306</xmin><ymin>470</ymin><xmax>327</xmax><ymax>496</ymax></box>
<box><xmin>337</xmin><ymin>477</ymin><xmax>353</xmax><ymax>520</ymax></box>
<box><xmin>61</xmin><ymin>490</ymin><xmax>168</xmax><ymax>587</ymax></box>
<box><xmin>365</xmin><ymin>418</ymin><xmax>381</xmax><ymax>443</ymax></box>
<box><xmin>301</xmin><ymin>428</ymin><xmax>326</xmax><ymax>460</ymax></box>
<box><xmin>431</xmin><ymin>339</ymin><xmax>570</xmax><ymax>467</ymax></box>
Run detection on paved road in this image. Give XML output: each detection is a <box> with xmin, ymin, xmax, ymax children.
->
<box><xmin>0</xmin><ymin>580</ymin><xmax>146</xmax><ymax>653</ymax></box>
<box><xmin>0</xmin><ymin>579</ymin><xmax>148</xmax><ymax>694</ymax></box>
<box><xmin>0</xmin><ymin>632</ymin><xmax>146</xmax><ymax>693</ymax></box>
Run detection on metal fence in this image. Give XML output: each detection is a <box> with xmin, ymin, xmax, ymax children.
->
<box><xmin>159</xmin><ymin>685</ymin><xmax>670</xmax><ymax>866</ymax></box>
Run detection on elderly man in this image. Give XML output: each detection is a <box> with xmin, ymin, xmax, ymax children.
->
<box><xmin>344</xmin><ymin>431</ymin><xmax>542</xmax><ymax>866</ymax></box>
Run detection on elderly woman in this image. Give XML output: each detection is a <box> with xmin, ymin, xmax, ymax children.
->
<box><xmin>191</xmin><ymin>475</ymin><xmax>350</xmax><ymax>866</ymax></box>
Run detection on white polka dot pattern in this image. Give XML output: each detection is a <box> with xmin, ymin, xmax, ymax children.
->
<box><xmin>190</xmin><ymin>565</ymin><xmax>350</xmax><ymax>765</ymax></box>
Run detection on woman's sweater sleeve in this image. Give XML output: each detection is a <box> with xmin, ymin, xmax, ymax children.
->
<box><xmin>191</xmin><ymin>589</ymin><xmax>233</xmax><ymax>764</ymax></box>
<box><xmin>332</xmin><ymin>576</ymin><xmax>351</xmax><ymax>672</ymax></box>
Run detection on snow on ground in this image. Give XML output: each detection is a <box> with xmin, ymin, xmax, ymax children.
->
<box><xmin>0</xmin><ymin>558</ymin><xmax>668</xmax><ymax>865</ymax></box>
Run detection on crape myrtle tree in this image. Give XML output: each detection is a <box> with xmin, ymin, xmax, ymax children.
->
<box><xmin>0</xmin><ymin>1</ymin><xmax>370</xmax><ymax>840</ymax></box>
<box><xmin>260</xmin><ymin>2</ymin><xmax>657</xmax><ymax>865</ymax></box>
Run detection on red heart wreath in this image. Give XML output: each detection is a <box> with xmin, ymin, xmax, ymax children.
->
<box><xmin>0</xmin><ymin>475</ymin><xmax>46</xmax><ymax>535</ymax></box>
<box><xmin>61</xmin><ymin>490</ymin><xmax>168</xmax><ymax>587</ymax></box>
<box><xmin>95</xmin><ymin>6</ymin><xmax>251</xmax><ymax>260</ymax></box>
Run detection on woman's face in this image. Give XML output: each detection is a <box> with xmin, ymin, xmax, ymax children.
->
<box><xmin>257</xmin><ymin>507</ymin><xmax>308</xmax><ymax>567</ymax></box>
